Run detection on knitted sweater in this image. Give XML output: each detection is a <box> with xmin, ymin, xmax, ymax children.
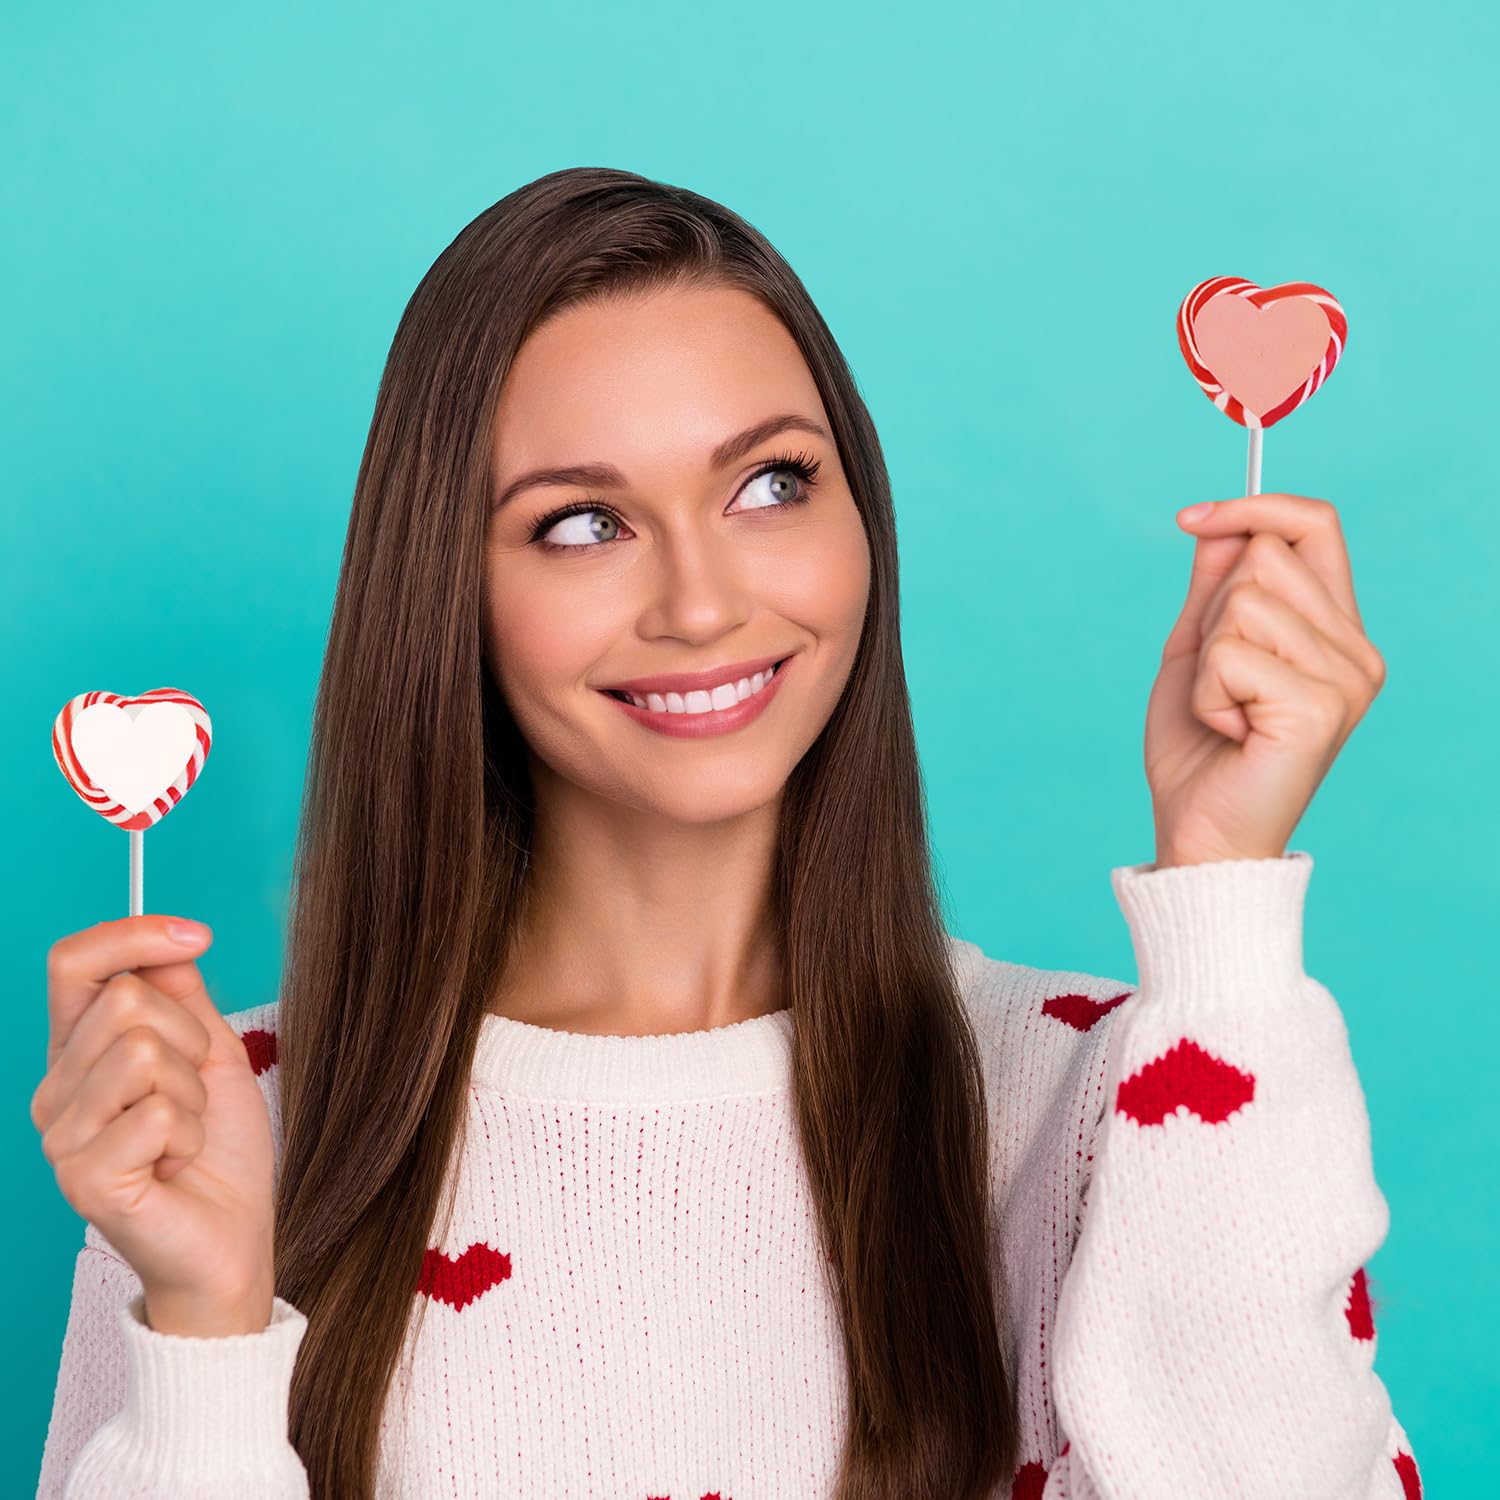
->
<box><xmin>36</xmin><ymin>852</ymin><xmax>1424</xmax><ymax>1499</ymax></box>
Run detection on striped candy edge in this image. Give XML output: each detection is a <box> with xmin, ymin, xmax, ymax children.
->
<box><xmin>52</xmin><ymin>687</ymin><xmax>213</xmax><ymax>832</ymax></box>
<box><xmin>1176</xmin><ymin>275</ymin><xmax>1347</xmax><ymax>430</ymax></box>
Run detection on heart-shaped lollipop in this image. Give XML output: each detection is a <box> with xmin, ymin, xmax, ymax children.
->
<box><xmin>53</xmin><ymin>688</ymin><xmax>212</xmax><ymax>832</ymax></box>
<box><xmin>1177</xmin><ymin>276</ymin><xmax>1346</xmax><ymax>430</ymax></box>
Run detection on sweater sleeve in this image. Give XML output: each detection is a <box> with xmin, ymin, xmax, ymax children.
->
<box><xmin>1039</xmin><ymin>851</ymin><xmax>1424</xmax><ymax>1500</ymax></box>
<box><xmin>36</xmin><ymin>1225</ymin><xmax>311</xmax><ymax>1499</ymax></box>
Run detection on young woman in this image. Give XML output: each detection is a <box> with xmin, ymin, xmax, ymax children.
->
<box><xmin>33</xmin><ymin>167</ymin><xmax>1420</xmax><ymax>1499</ymax></box>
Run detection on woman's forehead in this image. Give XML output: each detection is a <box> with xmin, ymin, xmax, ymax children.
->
<box><xmin>493</xmin><ymin>289</ymin><xmax>824</xmax><ymax>479</ymax></box>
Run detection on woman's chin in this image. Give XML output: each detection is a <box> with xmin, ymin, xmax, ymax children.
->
<box><xmin>602</xmin><ymin>767</ymin><xmax>790</xmax><ymax>826</ymax></box>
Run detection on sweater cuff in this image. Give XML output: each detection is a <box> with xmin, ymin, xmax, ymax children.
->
<box><xmin>115</xmin><ymin>1290</ymin><xmax>307</xmax><ymax>1455</ymax></box>
<box><xmin>1109</xmin><ymin>849</ymin><xmax>1313</xmax><ymax>994</ymax></box>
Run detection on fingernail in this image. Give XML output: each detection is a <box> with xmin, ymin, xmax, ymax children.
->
<box><xmin>1178</xmin><ymin>503</ymin><xmax>1213</xmax><ymax>526</ymax></box>
<box><xmin>167</xmin><ymin>919</ymin><xmax>212</xmax><ymax>946</ymax></box>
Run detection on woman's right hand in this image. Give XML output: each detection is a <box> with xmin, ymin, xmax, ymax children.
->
<box><xmin>32</xmin><ymin>915</ymin><xmax>278</xmax><ymax>1336</ymax></box>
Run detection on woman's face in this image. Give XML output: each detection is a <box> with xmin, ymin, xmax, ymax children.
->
<box><xmin>483</xmin><ymin>282</ymin><xmax>871</xmax><ymax>826</ymax></box>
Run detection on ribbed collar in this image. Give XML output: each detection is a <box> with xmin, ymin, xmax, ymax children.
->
<box><xmin>470</xmin><ymin>935</ymin><xmax>980</xmax><ymax>1104</ymax></box>
<box><xmin>470</xmin><ymin>1004</ymin><xmax>797</xmax><ymax>1103</ymax></box>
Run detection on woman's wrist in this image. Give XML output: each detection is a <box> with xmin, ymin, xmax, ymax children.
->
<box><xmin>143</xmin><ymin>1274</ymin><xmax>276</xmax><ymax>1337</ymax></box>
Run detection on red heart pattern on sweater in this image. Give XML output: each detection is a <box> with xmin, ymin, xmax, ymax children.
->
<box><xmin>1041</xmin><ymin>991</ymin><xmax>1133</xmax><ymax>1032</ymax></box>
<box><xmin>242</xmin><ymin>1028</ymin><xmax>278</xmax><ymax>1076</ymax></box>
<box><xmin>1010</xmin><ymin>1461</ymin><xmax>1048</xmax><ymax>1499</ymax></box>
<box><xmin>1392</xmin><ymin>1451</ymin><xmax>1423</xmax><ymax>1497</ymax></box>
<box><xmin>1115</xmin><ymin>1037</ymin><xmax>1255</xmax><ymax>1126</ymax></box>
<box><xmin>417</xmin><ymin>1242</ymin><xmax>512</xmax><ymax>1311</ymax></box>
<box><xmin>1345</xmin><ymin>1265</ymin><xmax>1375</xmax><ymax>1342</ymax></box>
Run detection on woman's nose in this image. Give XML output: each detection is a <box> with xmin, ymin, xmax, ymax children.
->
<box><xmin>637</xmin><ymin>527</ymin><xmax>760</xmax><ymax>636</ymax></box>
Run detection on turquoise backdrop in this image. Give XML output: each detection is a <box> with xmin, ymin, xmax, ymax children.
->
<box><xmin>5</xmin><ymin>0</ymin><xmax>1494</xmax><ymax>1491</ymax></box>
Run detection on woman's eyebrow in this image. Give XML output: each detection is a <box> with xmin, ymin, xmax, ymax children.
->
<box><xmin>491</xmin><ymin>413</ymin><xmax>830</xmax><ymax>513</ymax></box>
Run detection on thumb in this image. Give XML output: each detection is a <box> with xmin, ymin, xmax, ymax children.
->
<box><xmin>1163</xmin><ymin>530</ymin><xmax>1250</xmax><ymax>661</ymax></box>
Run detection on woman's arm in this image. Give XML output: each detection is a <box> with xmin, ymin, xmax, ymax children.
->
<box><xmin>1040</xmin><ymin>853</ymin><xmax>1423</xmax><ymax>1498</ymax></box>
<box><xmin>37</xmin><ymin>1225</ymin><xmax>310</xmax><ymax>1499</ymax></box>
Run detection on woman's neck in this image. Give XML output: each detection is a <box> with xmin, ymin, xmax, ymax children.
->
<box><xmin>490</xmin><ymin>804</ymin><xmax>785</xmax><ymax>1036</ymax></box>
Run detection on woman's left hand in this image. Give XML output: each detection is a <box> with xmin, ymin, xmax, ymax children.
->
<box><xmin>1144</xmin><ymin>493</ymin><xmax>1387</xmax><ymax>870</ymax></box>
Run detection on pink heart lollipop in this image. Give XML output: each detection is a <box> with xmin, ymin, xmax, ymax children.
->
<box><xmin>1177</xmin><ymin>276</ymin><xmax>1347</xmax><ymax>430</ymax></box>
<box><xmin>53</xmin><ymin>688</ymin><xmax>212</xmax><ymax>833</ymax></box>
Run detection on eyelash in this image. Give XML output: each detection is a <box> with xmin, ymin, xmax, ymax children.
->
<box><xmin>526</xmin><ymin>450</ymin><xmax>823</xmax><ymax>553</ymax></box>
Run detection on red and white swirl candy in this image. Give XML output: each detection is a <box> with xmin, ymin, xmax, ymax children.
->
<box><xmin>1177</xmin><ymin>276</ymin><xmax>1347</xmax><ymax>430</ymax></box>
<box><xmin>53</xmin><ymin>688</ymin><xmax>212</xmax><ymax>832</ymax></box>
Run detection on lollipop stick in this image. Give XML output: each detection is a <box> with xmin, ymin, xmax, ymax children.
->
<box><xmin>1245</xmin><ymin>426</ymin><xmax>1263</xmax><ymax>498</ymax></box>
<box><xmin>130</xmin><ymin>828</ymin><xmax>143</xmax><ymax>917</ymax></box>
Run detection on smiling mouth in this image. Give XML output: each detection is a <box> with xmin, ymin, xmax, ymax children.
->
<box><xmin>603</xmin><ymin>657</ymin><xmax>790</xmax><ymax>714</ymax></box>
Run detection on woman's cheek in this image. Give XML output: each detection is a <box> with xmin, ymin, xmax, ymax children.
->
<box><xmin>772</xmin><ymin>505</ymin><xmax>869</xmax><ymax>641</ymax></box>
<box><xmin>485</xmin><ymin>558</ymin><xmax>611</xmax><ymax>684</ymax></box>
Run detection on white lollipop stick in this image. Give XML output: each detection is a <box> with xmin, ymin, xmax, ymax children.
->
<box><xmin>1246</xmin><ymin>426</ymin><xmax>1263</xmax><ymax>498</ymax></box>
<box><xmin>130</xmin><ymin>829</ymin><xmax>143</xmax><ymax>917</ymax></box>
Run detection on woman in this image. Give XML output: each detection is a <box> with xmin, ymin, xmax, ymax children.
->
<box><xmin>33</xmin><ymin>167</ymin><xmax>1420</xmax><ymax>1499</ymax></box>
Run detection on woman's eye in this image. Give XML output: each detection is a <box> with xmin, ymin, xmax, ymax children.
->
<box><xmin>530</xmin><ymin>455</ymin><xmax>820</xmax><ymax>552</ymax></box>
<box><xmin>736</xmin><ymin>464</ymin><xmax>811</xmax><ymax>512</ymax></box>
<box><xmin>537</xmin><ymin>509</ymin><xmax>623</xmax><ymax>549</ymax></box>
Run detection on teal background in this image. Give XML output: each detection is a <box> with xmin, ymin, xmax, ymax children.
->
<box><xmin>4</xmin><ymin>0</ymin><xmax>1494</xmax><ymax>1490</ymax></box>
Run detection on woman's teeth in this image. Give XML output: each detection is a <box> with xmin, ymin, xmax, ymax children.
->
<box><xmin>610</xmin><ymin>660</ymin><xmax>781</xmax><ymax>715</ymax></box>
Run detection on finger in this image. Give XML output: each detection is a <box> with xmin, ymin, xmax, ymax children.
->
<box><xmin>1201</xmin><ymin>581</ymin><xmax>1368</xmax><ymax>722</ymax></box>
<box><xmin>1194</xmin><ymin>629</ymin><xmax>1353</xmax><ymax>748</ymax></box>
<box><xmin>1197</xmin><ymin>534</ymin><xmax>1386</xmax><ymax>687</ymax></box>
<box><xmin>39</xmin><ymin>1023</ymin><xmax>208</xmax><ymax>1167</ymax></box>
<box><xmin>32</xmin><ymin>971</ymin><xmax>212</xmax><ymax>1134</ymax></box>
<box><xmin>1163</xmin><ymin>527</ymin><xmax>1255</xmax><ymax>663</ymax></box>
<box><xmin>53</xmin><ymin>1092</ymin><xmax>206</xmax><ymax>1226</ymax></box>
<box><xmin>1177</xmin><ymin>493</ymin><xmax>1364</xmax><ymax>631</ymax></box>
<box><xmin>45</xmin><ymin>915</ymin><xmax>214</xmax><ymax>1065</ymax></box>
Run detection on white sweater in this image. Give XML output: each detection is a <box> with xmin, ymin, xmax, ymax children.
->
<box><xmin>36</xmin><ymin>852</ymin><xmax>1425</xmax><ymax>1498</ymax></box>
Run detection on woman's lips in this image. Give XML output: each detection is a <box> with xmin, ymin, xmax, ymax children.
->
<box><xmin>597</xmin><ymin>655</ymin><xmax>792</xmax><ymax>739</ymax></box>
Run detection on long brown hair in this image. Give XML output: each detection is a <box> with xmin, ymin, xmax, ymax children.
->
<box><xmin>273</xmin><ymin>166</ymin><xmax>1019</xmax><ymax>1498</ymax></box>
